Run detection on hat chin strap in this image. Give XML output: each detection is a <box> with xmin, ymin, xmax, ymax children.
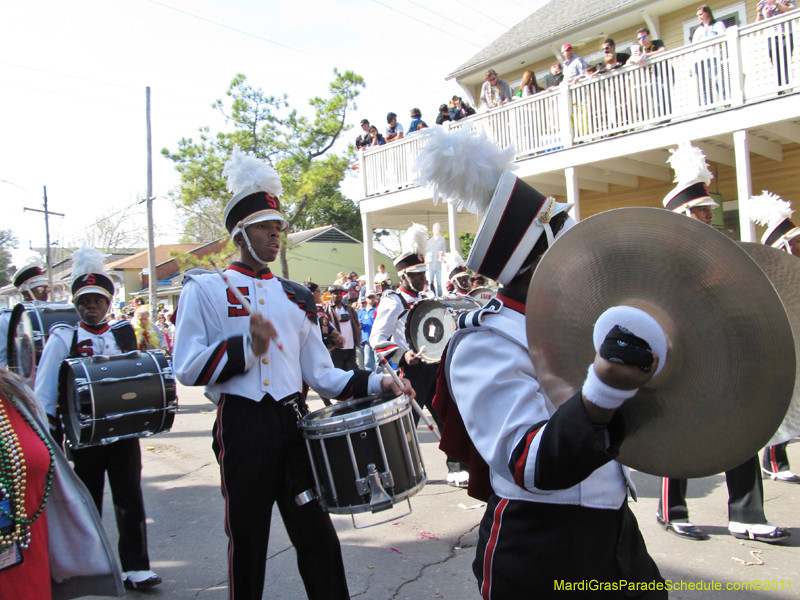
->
<box><xmin>402</xmin><ymin>273</ymin><xmax>423</xmax><ymax>293</ymax></box>
<box><xmin>241</xmin><ymin>228</ymin><xmax>270</xmax><ymax>265</ymax></box>
<box><xmin>543</xmin><ymin>222</ymin><xmax>555</xmax><ymax>247</ymax></box>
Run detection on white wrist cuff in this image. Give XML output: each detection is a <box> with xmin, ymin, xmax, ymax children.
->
<box><xmin>582</xmin><ymin>365</ymin><xmax>637</xmax><ymax>409</ymax></box>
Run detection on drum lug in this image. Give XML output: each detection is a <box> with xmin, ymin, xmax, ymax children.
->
<box><xmin>361</xmin><ymin>464</ymin><xmax>394</xmax><ymax>513</ymax></box>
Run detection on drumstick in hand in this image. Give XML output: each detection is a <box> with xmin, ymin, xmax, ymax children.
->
<box><xmin>379</xmin><ymin>357</ymin><xmax>441</xmax><ymax>440</ymax></box>
<box><xmin>210</xmin><ymin>260</ymin><xmax>284</xmax><ymax>353</ymax></box>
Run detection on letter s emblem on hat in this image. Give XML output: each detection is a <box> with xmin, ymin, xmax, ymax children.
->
<box><xmin>85</xmin><ymin>274</ymin><xmax>96</xmax><ymax>285</ymax></box>
<box><xmin>266</xmin><ymin>194</ymin><xmax>279</xmax><ymax>209</ymax></box>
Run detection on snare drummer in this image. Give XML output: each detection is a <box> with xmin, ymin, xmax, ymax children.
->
<box><xmin>442</xmin><ymin>252</ymin><xmax>471</xmax><ymax>296</ymax></box>
<box><xmin>172</xmin><ymin>146</ymin><xmax>413</xmax><ymax>600</ymax></box>
<box><xmin>0</xmin><ymin>261</ymin><xmax>50</xmax><ymax>368</ymax></box>
<box><xmin>33</xmin><ymin>246</ymin><xmax>163</xmax><ymax>590</ymax></box>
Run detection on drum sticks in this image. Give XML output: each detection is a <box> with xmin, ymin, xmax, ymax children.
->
<box><xmin>209</xmin><ymin>260</ymin><xmax>284</xmax><ymax>353</ymax></box>
<box><xmin>378</xmin><ymin>357</ymin><xmax>441</xmax><ymax>441</ymax></box>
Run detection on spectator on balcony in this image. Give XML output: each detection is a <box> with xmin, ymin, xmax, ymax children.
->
<box><xmin>480</xmin><ymin>68</ymin><xmax>512</xmax><ymax>109</ymax></box>
<box><xmin>633</xmin><ymin>28</ymin><xmax>667</xmax><ymax>62</ymax></box>
<box><xmin>408</xmin><ymin>108</ymin><xmax>424</xmax><ymax>133</ymax></box>
<box><xmin>545</xmin><ymin>62</ymin><xmax>564</xmax><ymax>90</ymax></box>
<box><xmin>757</xmin><ymin>0</ymin><xmax>796</xmax><ymax>20</ymax></box>
<box><xmin>517</xmin><ymin>70</ymin><xmax>543</xmax><ymax>97</ymax></box>
<box><xmin>757</xmin><ymin>0</ymin><xmax>797</xmax><ymax>88</ymax></box>
<box><xmin>448</xmin><ymin>95</ymin><xmax>476</xmax><ymax>121</ymax></box>
<box><xmin>355</xmin><ymin>118</ymin><xmax>371</xmax><ymax>150</ymax></box>
<box><xmin>436</xmin><ymin>104</ymin><xmax>452</xmax><ymax>125</ymax></box>
<box><xmin>561</xmin><ymin>43</ymin><xmax>587</xmax><ymax>83</ymax></box>
<box><xmin>692</xmin><ymin>5</ymin><xmax>726</xmax><ymax>41</ymax></box>
<box><xmin>367</xmin><ymin>125</ymin><xmax>386</xmax><ymax>146</ymax></box>
<box><xmin>386</xmin><ymin>112</ymin><xmax>404</xmax><ymax>143</ymax></box>
<box><xmin>598</xmin><ymin>38</ymin><xmax>630</xmax><ymax>71</ymax></box>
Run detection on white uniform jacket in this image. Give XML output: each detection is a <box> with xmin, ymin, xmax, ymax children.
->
<box><xmin>445</xmin><ymin>296</ymin><xmax>633</xmax><ymax>509</ymax></box>
<box><xmin>173</xmin><ymin>263</ymin><xmax>382</xmax><ymax>404</ymax></box>
<box><xmin>34</xmin><ymin>320</ymin><xmax>135</xmax><ymax>419</ymax></box>
<box><xmin>369</xmin><ymin>287</ymin><xmax>422</xmax><ymax>365</ymax></box>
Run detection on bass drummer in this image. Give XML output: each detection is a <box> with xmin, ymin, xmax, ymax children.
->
<box><xmin>32</xmin><ymin>246</ymin><xmax>163</xmax><ymax>590</ymax></box>
<box><xmin>172</xmin><ymin>146</ymin><xmax>412</xmax><ymax>600</ymax></box>
<box><xmin>0</xmin><ymin>262</ymin><xmax>50</xmax><ymax>368</ymax></box>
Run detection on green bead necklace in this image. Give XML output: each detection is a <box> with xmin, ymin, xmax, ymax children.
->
<box><xmin>0</xmin><ymin>395</ymin><xmax>55</xmax><ymax>550</ymax></box>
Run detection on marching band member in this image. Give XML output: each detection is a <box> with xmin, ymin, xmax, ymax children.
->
<box><xmin>414</xmin><ymin>124</ymin><xmax>666</xmax><ymax>597</ymax></box>
<box><xmin>442</xmin><ymin>252</ymin><xmax>470</xmax><ymax>296</ymax></box>
<box><xmin>172</xmin><ymin>146</ymin><xmax>412</xmax><ymax>600</ymax></box>
<box><xmin>750</xmin><ymin>191</ymin><xmax>800</xmax><ymax>484</ymax></box>
<box><xmin>656</xmin><ymin>143</ymin><xmax>790</xmax><ymax>542</ymax></box>
<box><xmin>0</xmin><ymin>260</ymin><xmax>50</xmax><ymax>368</ymax></box>
<box><xmin>33</xmin><ymin>246</ymin><xmax>162</xmax><ymax>589</ymax></box>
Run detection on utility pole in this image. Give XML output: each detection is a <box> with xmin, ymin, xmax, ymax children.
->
<box><xmin>23</xmin><ymin>186</ymin><xmax>64</xmax><ymax>300</ymax></box>
<box><xmin>146</xmin><ymin>86</ymin><xmax>157</xmax><ymax>312</ymax></box>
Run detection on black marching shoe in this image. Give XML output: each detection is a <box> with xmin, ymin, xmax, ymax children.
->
<box><xmin>728</xmin><ymin>522</ymin><xmax>792</xmax><ymax>544</ymax></box>
<box><xmin>123</xmin><ymin>570</ymin><xmax>163</xmax><ymax>590</ymax></box>
<box><xmin>656</xmin><ymin>514</ymin><xmax>709</xmax><ymax>540</ymax></box>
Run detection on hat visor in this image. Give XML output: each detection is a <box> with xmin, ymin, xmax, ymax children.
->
<box><xmin>73</xmin><ymin>286</ymin><xmax>113</xmax><ymax>302</ymax></box>
<box><xmin>20</xmin><ymin>275</ymin><xmax>49</xmax><ymax>289</ymax></box>
<box><xmin>399</xmin><ymin>264</ymin><xmax>427</xmax><ymax>274</ymax></box>
<box><xmin>686</xmin><ymin>198</ymin><xmax>719</xmax><ymax>209</ymax></box>
<box><xmin>231</xmin><ymin>212</ymin><xmax>288</xmax><ymax>239</ymax></box>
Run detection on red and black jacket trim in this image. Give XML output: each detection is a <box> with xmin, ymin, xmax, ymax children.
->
<box><xmin>335</xmin><ymin>369</ymin><xmax>372</xmax><ymax>400</ymax></box>
<box><xmin>227</xmin><ymin>262</ymin><xmax>275</xmax><ymax>280</ymax></box>
<box><xmin>194</xmin><ymin>336</ymin><xmax>246</xmax><ymax>386</ymax></box>
<box><xmin>277</xmin><ymin>277</ymin><xmax>317</xmax><ymax>324</ymax></box>
<box><xmin>508</xmin><ymin>420</ymin><xmax>548</xmax><ymax>489</ymax></box>
<box><xmin>533</xmin><ymin>392</ymin><xmax>625</xmax><ymax>491</ymax></box>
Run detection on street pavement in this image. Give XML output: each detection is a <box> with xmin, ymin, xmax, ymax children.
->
<box><xmin>79</xmin><ymin>384</ymin><xmax>800</xmax><ymax>599</ymax></box>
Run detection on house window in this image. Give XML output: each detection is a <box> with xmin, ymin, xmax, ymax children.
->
<box><xmin>683</xmin><ymin>2</ymin><xmax>747</xmax><ymax>44</ymax></box>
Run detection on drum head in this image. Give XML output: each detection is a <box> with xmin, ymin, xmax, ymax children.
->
<box><xmin>302</xmin><ymin>393</ymin><xmax>407</xmax><ymax>436</ymax></box>
<box><xmin>7</xmin><ymin>304</ymin><xmax>36</xmax><ymax>383</ymax></box>
<box><xmin>468</xmin><ymin>287</ymin><xmax>497</xmax><ymax>307</ymax></box>
<box><xmin>405</xmin><ymin>300</ymin><xmax>454</xmax><ymax>361</ymax></box>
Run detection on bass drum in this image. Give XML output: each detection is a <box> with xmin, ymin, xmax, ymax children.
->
<box><xmin>405</xmin><ymin>297</ymin><xmax>480</xmax><ymax>362</ymax></box>
<box><xmin>7</xmin><ymin>302</ymin><xmax>80</xmax><ymax>383</ymax></box>
<box><xmin>301</xmin><ymin>394</ymin><xmax>426</xmax><ymax>517</ymax></box>
<box><xmin>468</xmin><ymin>287</ymin><xmax>497</xmax><ymax>307</ymax></box>
<box><xmin>58</xmin><ymin>350</ymin><xmax>177</xmax><ymax>448</ymax></box>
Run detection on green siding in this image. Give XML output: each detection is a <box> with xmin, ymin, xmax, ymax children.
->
<box><xmin>285</xmin><ymin>243</ymin><xmax>398</xmax><ymax>288</ymax></box>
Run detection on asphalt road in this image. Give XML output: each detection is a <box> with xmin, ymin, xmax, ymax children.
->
<box><xmin>78</xmin><ymin>383</ymin><xmax>800</xmax><ymax>599</ymax></box>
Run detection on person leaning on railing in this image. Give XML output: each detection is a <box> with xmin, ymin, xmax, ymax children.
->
<box><xmin>448</xmin><ymin>95</ymin><xmax>476</xmax><ymax>121</ymax></box>
<box><xmin>757</xmin><ymin>0</ymin><xmax>797</xmax><ymax>88</ymax></box>
<box><xmin>480</xmin><ymin>68</ymin><xmax>512</xmax><ymax>109</ymax></box>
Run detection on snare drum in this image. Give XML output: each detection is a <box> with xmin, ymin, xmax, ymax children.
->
<box><xmin>468</xmin><ymin>287</ymin><xmax>497</xmax><ymax>307</ymax></box>
<box><xmin>58</xmin><ymin>350</ymin><xmax>177</xmax><ymax>448</ymax></box>
<box><xmin>405</xmin><ymin>297</ymin><xmax>480</xmax><ymax>362</ymax></box>
<box><xmin>301</xmin><ymin>394</ymin><xmax>426</xmax><ymax>515</ymax></box>
<box><xmin>7</xmin><ymin>302</ymin><xmax>80</xmax><ymax>381</ymax></box>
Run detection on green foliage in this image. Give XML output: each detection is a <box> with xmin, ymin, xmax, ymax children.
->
<box><xmin>459</xmin><ymin>233</ymin><xmax>475</xmax><ymax>263</ymax></box>
<box><xmin>167</xmin><ymin>240</ymin><xmax>238</xmax><ymax>273</ymax></box>
<box><xmin>162</xmin><ymin>70</ymin><xmax>365</xmax><ymax>277</ymax></box>
<box><xmin>0</xmin><ymin>230</ymin><xmax>19</xmax><ymax>288</ymax></box>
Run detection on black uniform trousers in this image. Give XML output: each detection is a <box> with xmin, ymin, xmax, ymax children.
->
<box><xmin>475</xmin><ymin>495</ymin><xmax>666</xmax><ymax>599</ymax></box>
<box><xmin>658</xmin><ymin>455</ymin><xmax>766</xmax><ymax>524</ymax></box>
<box><xmin>403</xmin><ymin>361</ymin><xmax>466</xmax><ymax>473</ymax></box>
<box><xmin>212</xmin><ymin>393</ymin><xmax>349</xmax><ymax>600</ymax></box>
<box><xmin>70</xmin><ymin>438</ymin><xmax>151</xmax><ymax>572</ymax></box>
<box><xmin>763</xmin><ymin>442</ymin><xmax>791</xmax><ymax>473</ymax></box>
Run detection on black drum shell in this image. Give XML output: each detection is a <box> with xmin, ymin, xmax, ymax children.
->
<box><xmin>58</xmin><ymin>350</ymin><xmax>177</xmax><ymax>448</ymax></box>
<box><xmin>7</xmin><ymin>302</ymin><xmax>80</xmax><ymax>381</ymax></box>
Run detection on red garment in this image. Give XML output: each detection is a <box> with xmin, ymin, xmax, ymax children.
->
<box><xmin>0</xmin><ymin>396</ymin><xmax>52</xmax><ymax>600</ymax></box>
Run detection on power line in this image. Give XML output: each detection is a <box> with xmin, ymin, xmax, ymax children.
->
<box><xmin>399</xmin><ymin>0</ymin><xmax>495</xmax><ymax>41</ymax></box>
<box><xmin>451</xmin><ymin>0</ymin><xmax>512</xmax><ymax>29</ymax></box>
<box><xmin>368</xmin><ymin>0</ymin><xmax>483</xmax><ymax>48</ymax></box>
<box><xmin>0</xmin><ymin>61</ymin><xmax>211</xmax><ymax>106</ymax></box>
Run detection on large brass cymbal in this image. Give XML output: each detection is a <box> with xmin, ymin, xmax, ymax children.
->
<box><xmin>526</xmin><ymin>208</ymin><xmax>795</xmax><ymax>479</ymax></box>
<box><xmin>738</xmin><ymin>242</ymin><xmax>800</xmax><ymax>446</ymax></box>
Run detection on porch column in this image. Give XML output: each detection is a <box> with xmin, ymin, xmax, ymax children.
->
<box><xmin>733</xmin><ymin>129</ymin><xmax>756</xmax><ymax>242</ymax></box>
<box><xmin>361</xmin><ymin>211</ymin><xmax>375</xmax><ymax>283</ymax></box>
<box><xmin>565</xmin><ymin>167</ymin><xmax>581</xmax><ymax>221</ymax></box>
<box><xmin>447</xmin><ymin>202</ymin><xmax>461</xmax><ymax>254</ymax></box>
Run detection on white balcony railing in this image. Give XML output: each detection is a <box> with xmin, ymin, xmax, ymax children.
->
<box><xmin>359</xmin><ymin>12</ymin><xmax>800</xmax><ymax>198</ymax></box>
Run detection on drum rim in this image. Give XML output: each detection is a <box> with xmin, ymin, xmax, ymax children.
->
<box><xmin>405</xmin><ymin>296</ymin><xmax>480</xmax><ymax>361</ymax></box>
<box><xmin>320</xmin><ymin>477</ymin><xmax>428</xmax><ymax>515</ymax></box>
<box><xmin>301</xmin><ymin>394</ymin><xmax>409</xmax><ymax>436</ymax></box>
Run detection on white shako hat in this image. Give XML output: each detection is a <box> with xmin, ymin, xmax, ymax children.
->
<box><xmin>663</xmin><ymin>142</ymin><xmax>719</xmax><ymax>215</ymax></box>
<box><xmin>394</xmin><ymin>223</ymin><xmax>428</xmax><ymax>274</ymax></box>
<box><xmin>748</xmin><ymin>191</ymin><xmax>800</xmax><ymax>251</ymax></box>
<box><xmin>71</xmin><ymin>246</ymin><xmax>114</xmax><ymax>302</ymax></box>
<box><xmin>443</xmin><ymin>252</ymin><xmax>467</xmax><ymax>281</ymax></box>
<box><xmin>222</xmin><ymin>145</ymin><xmax>287</xmax><ymax>239</ymax></box>
<box><xmin>13</xmin><ymin>256</ymin><xmax>48</xmax><ymax>292</ymax></box>
<box><xmin>412</xmin><ymin>123</ymin><xmax>574</xmax><ymax>286</ymax></box>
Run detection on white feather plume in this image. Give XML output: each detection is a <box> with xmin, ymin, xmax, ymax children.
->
<box><xmin>222</xmin><ymin>145</ymin><xmax>283</xmax><ymax>198</ymax></box>
<box><xmin>443</xmin><ymin>252</ymin><xmax>466</xmax><ymax>275</ymax></box>
<box><xmin>71</xmin><ymin>246</ymin><xmax>108</xmax><ymax>282</ymax></box>
<box><xmin>412</xmin><ymin>123</ymin><xmax>517</xmax><ymax>216</ymax></box>
<box><xmin>19</xmin><ymin>253</ymin><xmax>44</xmax><ymax>269</ymax></box>
<box><xmin>749</xmin><ymin>191</ymin><xmax>793</xmax><ymax>226</ymax></box>
<box><xmin>667</xmin><ymin>142</ymin><xmax>713</xmax><ymax>185</ymax></box>
<box><xmin>403</xmin><ymin>223</ymin><xmax>429</xmax><ymax>256</ymax></box>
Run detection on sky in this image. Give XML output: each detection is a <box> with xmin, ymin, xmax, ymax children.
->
<box><xmin>1</xmin><ymin>0</ymin><xmax>546</xmax><ymax>267</ymax></box>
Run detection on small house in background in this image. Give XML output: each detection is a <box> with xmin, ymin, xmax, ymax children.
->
<box><xmin>286</xmin><ymin>225</ymin><xmax>397</xmax><ymax>288</ymax></box>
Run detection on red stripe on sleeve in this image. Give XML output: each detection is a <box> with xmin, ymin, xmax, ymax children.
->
<box><xmin>513</xmin><ymin>427</ymin><xmax>542</xmax><ymax>488</ymax></box>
